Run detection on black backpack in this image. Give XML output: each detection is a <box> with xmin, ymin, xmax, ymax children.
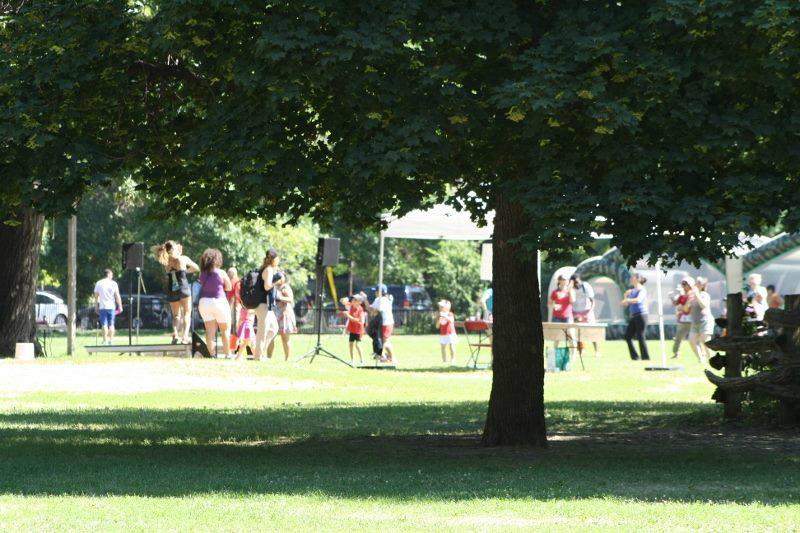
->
<box><xmin>240</xmin><ymin>269</ymin><xmax>267</xmax><ymax>310</ymax></box>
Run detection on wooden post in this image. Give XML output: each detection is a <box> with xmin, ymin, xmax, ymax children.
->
<box><xmin>779</xmin><ymin>295</ymin><xmax>799</xmax><ymax>425</ymax></box>
<box><xmin>66</xmin><ymin>215</ymin><xmax>77</xmax><ymax>356</ymax></box>
<box><xmin>724</xmin><ymin>292</ymin><xmax>743</xmax><ymax>419</ymax></box>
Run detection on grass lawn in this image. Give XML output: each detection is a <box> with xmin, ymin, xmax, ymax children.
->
<box><xmin>1</xmin><ymin>332</ymin><xmax>798</xmax><ymax>531</ymax></box>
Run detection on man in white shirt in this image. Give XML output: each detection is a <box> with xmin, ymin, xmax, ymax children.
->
<box><xmin>367</xmin><ymin>284</ymin><xmax>395</xmax><ymax>363</ymax></box>
<box><xmin>746</xmin><ymin>273</ymin><xmax>768</xmax><ymax>321</ymax></box>
<box><xmin>94</xmin><ymin>269</ymin><xmax>122</xmax><ymax>345</ymax></box>
<box><xmin>571</xmin><ymin>274</ymin><xmax>601</xmax><ymax>357</ymax></box>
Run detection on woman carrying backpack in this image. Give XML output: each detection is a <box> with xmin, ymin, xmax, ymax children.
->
<box><xmin>254</xmin><ymin>248</ymin><xmax>285</xmax><ymax>361</ymax></box>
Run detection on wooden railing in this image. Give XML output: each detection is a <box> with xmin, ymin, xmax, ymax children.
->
<box><xmin>704</xmin><ymin>294</ymin><xmax>800</xmax><ymax>423</ymax></box>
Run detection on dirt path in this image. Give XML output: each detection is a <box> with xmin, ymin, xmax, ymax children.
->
<box><xmin>0</xmin><ymin>359</ymin><xmax>325</xmax><ymax>394</ymax></box>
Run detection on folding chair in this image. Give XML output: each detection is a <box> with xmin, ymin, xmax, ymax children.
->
<box><xmin>458</xmin><ymin>320</ymin><xmax>492</xmax><ymax>369</ymax></box>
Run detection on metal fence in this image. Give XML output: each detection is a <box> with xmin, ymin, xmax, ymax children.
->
<box><xmin>296</xmin><ymin>310</ymin><xmax>689</xmax><ymax>339</ymax></box>
<box><xmin>296</xmin><ymin>308</ymin><xmax>441</xmax><ymax>335</ymax></box>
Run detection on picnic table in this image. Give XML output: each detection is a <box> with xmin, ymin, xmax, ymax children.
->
<box><xmin>542</xmin><ymin>322</ymin><xmax>607</xmax><ymax>370</ymax></box>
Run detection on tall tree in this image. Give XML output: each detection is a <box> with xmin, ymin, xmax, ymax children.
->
<box><xmin>133</xmin><ymin>1</ymin><xmax>800</xmax><ymax>445</ymax></box>
<box><xmin>0</xmin><ymin>1</ymin><xmax>143</xmax><ymax>354</ymax></box>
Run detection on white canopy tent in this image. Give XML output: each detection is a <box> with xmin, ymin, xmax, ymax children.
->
<box><xmin>378</xmin><ymin>205</ymin><xmax>495</xmax><ymax>286</ymax></box>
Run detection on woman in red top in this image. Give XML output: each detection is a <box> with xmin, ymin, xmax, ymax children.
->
<box><xmin>548</xmin><ymin>275</ymin><xmax>575</xmax><ymax>354</ymax></box>
<box><xmin>344</xmin><ymin>295</ymin><xmax>365</xmax><ymax>365</ymax></box>
<box><xmin>549</xmin><ymin>275</ymin><xmax>575</xmax><ymax>323</ymax></box>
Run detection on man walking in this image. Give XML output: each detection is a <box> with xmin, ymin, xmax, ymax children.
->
<box><xmin>94</xmin><ymin>269</ymin><xmax>122</xmax><ymax>345</ymax></box>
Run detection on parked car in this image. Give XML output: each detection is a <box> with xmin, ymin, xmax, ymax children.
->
<box><xmin>360</xmin><ymin>284</ymin><xmax>433</xmax><ymax>311</ymax></box>
<box><xmin>78</xmin><ymin>294</ymin><xmax>172</xmax><ymax>330</ymax></box>
<box><xmin>35</xmin><ymin>290</ymin><xmax>68</xmax><ymax>326</ymax></box>
<box><xmin>359</xmin><ymin>284</ymin><xmax>433</xmax><ymax>326</ymax></box>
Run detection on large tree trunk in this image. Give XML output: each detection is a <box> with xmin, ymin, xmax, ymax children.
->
<box><xmin>482</xmin><ymin>195</ymin><xmax>547</xmax><ymax>447</ymax></box>
<box><xmin>0</xmin><ymin>209</ymin><xmax>45</xmax><ymax>357</ymax></box>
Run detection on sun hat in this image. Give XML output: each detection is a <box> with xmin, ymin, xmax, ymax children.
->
<box><xmin>681</xmin><ymin>276</ymin><xmax>695</xmax><ymax>286</ymax></box>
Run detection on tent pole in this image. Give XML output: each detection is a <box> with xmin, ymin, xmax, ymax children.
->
<box><xmin>537</xmin><ymin>250</ymin><xmax>541</xmax><ymax>301</ymax></box>
<box><xmin>646</xmin><ymin>260</ymin><xmax>680</xmax><ymax>371</ymax></box>
<box><xmin>656</xmin><ymin>259</ymin><xmax>667</xmax><ymax>366</ymax></box>
<box><xmin>378</xmin><ymin>231</ymin><xmax>385</xmax><ymax>287</ymax></box>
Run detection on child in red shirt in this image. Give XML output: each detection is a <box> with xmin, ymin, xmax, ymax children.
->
<box><xmin>437</xmin><ymin>299</ymin><xmax>458</xmax><ymax>364</ymax></box>
<box><xmin>344</xmin><ymin>294</ymin><xmax>365</xmax><ymax>364</ymax></box>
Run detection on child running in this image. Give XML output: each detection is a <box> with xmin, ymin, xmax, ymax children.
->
<box><xmin>343</xmin><ymin>294</ymin><xmax>366</xmax><ymax>365</ymax></box>
<box><xmin>235</xmin><ymin>305</ymin><xmax>255</xmax><ymax>360</ymax></box>
<box><xmin>437</xmin><ymin>299</ymin><xmax>458</xmax><ymax>364</ymax></box>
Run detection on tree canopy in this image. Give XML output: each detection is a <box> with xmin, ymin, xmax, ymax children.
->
<box><xmin>0</xmin><ymin>0</ymin><xmax>144</xmax><ymax>220</ymax></box>
<box><xmin>128</xmin><ymin>0</ymin><xmax>800</xmax><ymax>264</ymax></box>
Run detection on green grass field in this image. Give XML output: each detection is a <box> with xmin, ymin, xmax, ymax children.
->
<box><xmin>1</xmin><ymin>332</ymin><xmax>798</xmax><ymax>531</ymax></box>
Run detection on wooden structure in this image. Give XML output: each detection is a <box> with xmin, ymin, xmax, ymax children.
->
<box><xmin>705</xmin><ymin>294</ymin><xmax>800</xmax><ymax>423</ymax></box>
<box><xmin>85</xmin><ymin>343</ymin><xmax>194</xmax><ymax>357</ymax></box>
<box><xmin>542</xmin><ymin>322</ymin><xmax>607</xmax><ymax>371</ymax></box>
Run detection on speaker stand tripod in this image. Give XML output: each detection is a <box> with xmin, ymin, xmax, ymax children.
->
<box><xmin>128</xmin><ymin>267</ymin><xmax>146</xmax><ymax>346</ymax></box>
<box><xmin>296</xmin><ymin>265</ymin><xmax>352</xmax><ymax>367</ymax></box>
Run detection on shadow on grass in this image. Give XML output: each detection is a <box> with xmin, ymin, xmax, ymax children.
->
<box><xmin>1</xmin><ymin>401</ymin><xmax>798</xmax><ymax>504</ymax></box>
<box><xmin>391</xmin><ymin>366</ymin><xmax>491</xmax><ymax>373</ymax></box>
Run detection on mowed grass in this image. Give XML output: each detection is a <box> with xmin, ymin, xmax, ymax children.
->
<box><xmin>0</xmin><ymin>332</ymin><xmax>798</xmax><ymax>532</ymax></box>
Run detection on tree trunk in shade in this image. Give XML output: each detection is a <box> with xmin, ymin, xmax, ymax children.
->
<box><xmin>482</xmin><ymin>195</ymin><xmax>547</xmax><ymax>447</ymax></box>
<box><xmin>0</xmin><ymin>209</ymin><xmax>45</xmax><ymax>357</ymax></box>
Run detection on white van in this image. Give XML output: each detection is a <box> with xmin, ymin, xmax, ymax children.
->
<box><xmin>35</xmin><ymin>291</ymin><xmax>68</xmax><ymax>326</ymax></box>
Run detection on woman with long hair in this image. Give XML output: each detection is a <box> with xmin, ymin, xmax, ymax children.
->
<box><xmin>152</xmin><ymin>240</ymin><xmax>199</xmax><ymax>344</ymax></box>
<box><xmin>688</xmin><ymin>276</ymin><xmax>715</xmax><ymax>364</ymax></box>
<box><xmin>622</xmin><ymin>273</ymin><xmax>650</xmax><ymax>361</ymax></box>
<box><xmin>198</xmin><ymin>248</ymin><xmax>233</xmax><ymax>358</ymax></box>
<box><xmin>254</xmin><ymin>248</ymin><xmax>284</xmax><ymax>360</ymax></box>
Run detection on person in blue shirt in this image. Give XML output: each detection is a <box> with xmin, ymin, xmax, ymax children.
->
<box><xmin>480</xmin><ymin>285</ymin><xmax>493</xmax><ymax>319</ymax></box>
<box><xmin>622</xmin><ymin>273</ymin><xmax>650</xmax><ymax>361</ymax></box>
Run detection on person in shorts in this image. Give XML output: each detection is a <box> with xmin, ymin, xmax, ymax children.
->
<box><xmin>152</xmin><ymin>240</ymin><xmax>199</xmax><ymax>344</ymax></box>
<box><xmin>671</xmin><ymin>276</ymin><xmax>694</xmax><ymax>359</ymax></box>
<box><xmin>344</xmin><ymin>294</ymin><xmax>365</xmax><ymax>365</ymax></box>
<box><xmin>94</xmin><ymin>269</ymin><xmax>122</xmax><ymax>345</ymax></box>
<box><xmin>197</xmin><ymin>248</ymin><xmax>233</xmax><ymax>358</ymax></box>
<box><xmin>367</xmin><ymin>284</ymin><xmax>395</xmax><ymax>363</ymax></box>
<box><xmin>437</xmin><ymin>299</ymin><xmax>458</xmax><ymax>364</ymax></box>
